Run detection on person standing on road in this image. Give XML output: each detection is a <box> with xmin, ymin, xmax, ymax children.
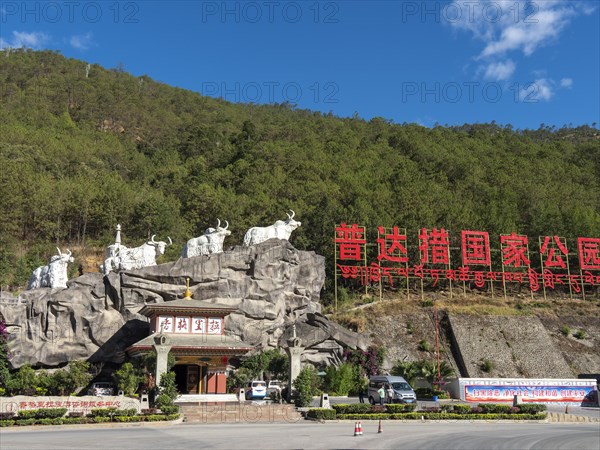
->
<box><xmin>377</xmin><ymin>385</ymin><xmax>385</xmax><ymax>406</ymax></box>
<box><xmin>386</xmin><ymin>384</ymin><xmax>395</xmax><ymax>404</ymax></box>
<box><xmin>358</xmin><ymin>386</ymin><xmax>365</xmax><ymax>403</ymax></box>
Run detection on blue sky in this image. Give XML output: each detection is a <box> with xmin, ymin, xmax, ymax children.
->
<box><xmin>1</xmin><ymin>0</ymin><xmax>598</xmax><ymax>128</ymax></box>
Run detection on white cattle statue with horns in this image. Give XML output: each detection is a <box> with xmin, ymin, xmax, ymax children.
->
<box><xmin>101</xmin><ymin>225</ymin><xmax>172</xmax><ymax>274</ymax></box>
<box><xmin>182</xmin><ymin>219</ymin><xmax>231</xmax><ymax>258</ymax></box>
<box><xmin>243</xmin><ymin>210</ymin><xmax>301</xmax><ymax>246</ymax></box>
<box><xmin>27</xmin><ymin>248</ymin><xmax>74</xmax><ymax>290</ymax></box>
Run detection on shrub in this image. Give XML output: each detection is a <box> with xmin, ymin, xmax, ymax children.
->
<box><xmin>415</xmin><ymin>388</ymin><xmax>433</xmax><ymax>399</ymax></box>
<box><xmin>141</xmin><ymin>408</ymin><xmax>158</xmax><ymax>415</ymax></box>
<box><xmin>332</xmin><ymin>403</ymin><xmax>373</xmax><ymax>414</ymax></box>
<box><xmin>323</xmin><ymin>363</ymin><xmax>354</xmax><ymax>396</ymax></box>
<box><xmin>574</xmin><ymin>329</ymin><xmax>587</xmax><ymax>339</ymax></box>
<box><xmin>293</xmin><ymin>366</ymin><xmax>320</xmax><ymax>407</ymax></box>
<box><xmin>114</xmin><ymin>362</ymin><xmax>142</xmax><ymax>397</ymax></box>
<box><xmin>89</xmin><ymin>416</ymin><xmax>111</xmax><ymax>423</ymax></box>
<box><xmin>159</xmin><ymin>405</ymin><xmax>179</xmax><ymax>415</ymax></box>
<box><xmin>145</xmin><ymin>414</ymin><xmax>171</xmax><ymax>422</ymax></box>
<box><xmin>115</xmin><ymin>408</ymin><xmax>137</xmax><ymax>417</ymax></box>
<box><xmin>0</xmin><ymin>412</ymin><xmax>15</xmax><ymax>420</ymax></box>
<box><xmin>62</xmin><ymin>417</ymin><xmax>88</xmax><ymax>424</ymax></box>
<box><xmin>67</xmin><ymin>412</ymin><xmax>84</xmax><ymax>418</ymax></box>
<box><xmin>481</xmin><ymin>359</ymin><xmax>494</xmax><ymax>373</ymax></box>
<box><xmin>89</xmin><ymin>407</ymin><xmax>117</xmax><ymax>417</ymax></box>
<box><xmin>560</xmin><ymin>325</ymin><xmax>570</xmax><ymax>336</ymax></box>
<box><xmin>517</xmin><ymin>403</ymin><xmax>547</xmax><ymax>414</ymax></box>
<box><xmin>0</xmin><ymin>420</ymin><xmax>16</xmax><ymax>427</ymax></box>
<box><xmin>113</xmin><ymin>415</ymin><xmax>143</xmax><ymax>423</ymax></box>
<box><xmin>306</xmin><ymin>408</ymin><xmax>336</xmax><ymax>420</ymax></box>
<box><xmin>36</xmin><ymin>408</ymin><xmax>67</xmax><ymax>419</ymax></box>
<box><xmin>386</xmin><ymin>403</ymin><xmax>417</xmax><ymax>413</ymax></box>
<box><xmin>15</xmin><ymin>418</ymin><xmax>37</xmax><ymax>426</ymax></box>
<box><xmin>479</xmin><ymin>403</ymin><xmax>513</xmax><ymax>414</ymax></box>
<box><xmin>337</xmin><ymin>413</ymin><xmax>391</xmax><ymax>420</ymax></box>
<box><xmin>442</xmin><ymin>404</ymin><xmax>471</xmax><ymax>414</ymax></box>
<box><xmin>418</xmin><ymin>340</ymin><xmax>431</xmax><ymax>352</ymax></box>
<box><xmin>17</xmin><ymin>410</ymin><xmax>38</xmax><ymax>419</ymax></box>
<box><xmin>38</xmin><ymin>418</ymin><xmax>63</xmax><ymax>425</ymax></box>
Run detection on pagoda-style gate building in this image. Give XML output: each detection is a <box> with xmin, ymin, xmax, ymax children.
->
<box><xmin>127</xmin><ymin>284</ymin><xmax>253</xmax><ymax>396</ymax></box>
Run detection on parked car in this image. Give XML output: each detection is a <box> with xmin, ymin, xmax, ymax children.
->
<box><xmin>368</xmin><ymin>375</ymin><xmax>416</xmax><ymax>404</ymax></box>
<box><xmin>245</xmin><ymin>380</ymin><xmax>267</xmax><ymax>400</ymax></box>
<box><xmin>88</xmin><ymin>382</ymin><xmax>114</xmax><ymax>396</ymax></box>
<box><xmin>266</xmin><ymin>380</ymin><xmax>282</xmax><ymax>396</ymax></box>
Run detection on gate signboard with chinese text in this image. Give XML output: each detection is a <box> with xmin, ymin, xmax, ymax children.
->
<box><xmin>334</xmin><ymin>223</ymin><xmax>599</xmax><ymax>304</ymax></box>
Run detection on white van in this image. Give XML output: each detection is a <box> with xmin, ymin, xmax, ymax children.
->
<box><xmin>245</xmin><ymin>380</ymin><xmax>267</xmax><ymax>400</ymax></box>
<box><xmin>368</xmin><ymin>376</ymin><xmax>416</xmax><ymax>404</ymax></box>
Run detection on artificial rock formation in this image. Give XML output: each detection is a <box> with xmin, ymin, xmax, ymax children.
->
<box><xmin>1</xmin><ymin>239</ymin><xmax>368</xmax><ymax>368</ymax></box>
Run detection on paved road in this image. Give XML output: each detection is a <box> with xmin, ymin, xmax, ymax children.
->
<box><xmin>1</xmin><ymin>421</ymin><xmax>599</xmax><ymax>449</ymax></box>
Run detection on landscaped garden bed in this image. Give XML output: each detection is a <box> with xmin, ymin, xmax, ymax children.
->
<box><xmin>306</xmin><ymin>403</ymin><xmax>547</xmax><ymax>421</ymax></box>
<box><xmin>0</xmin><ymin>407</ymin><xmax>179</xmax><ymax>427</ymax></box>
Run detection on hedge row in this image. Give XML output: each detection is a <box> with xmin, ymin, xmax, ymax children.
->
<box><xmin>0</xmin><ymin>413</ymin><xmax>180</xmax><ymax>427</ymax></box>
<box><xmin>331</xmin><ymin>403</ymin><xmax>416</xmax><ymax>414</ymax></box>
<box><xmin>335</xmin><ymin>413</ymin><xmax>547</xmax><ymax>421</ymax></box>
<box><xmin>440</xmin><ymin>404</ymin><xmax>547</xmax><ymax>415</ymax></box>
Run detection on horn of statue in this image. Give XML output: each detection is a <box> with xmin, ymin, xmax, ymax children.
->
<box><xmin>151</xmin><ymin>235</ymin><xmax>157</xmax><ymax>244</ymax></box>
<box><xmin>66</xmin><ymin>249</ymin><xmax>72</xmax><ymax>257</ymax></box>
<box><xmin>216</xmin><ymin>218</ymin><xmax>221</xmax><ymax>228</ymax></box>
<box><xmin>224</xmin><ymin>220</ymin><xmax>229</xmax><ymax>230</ymax></box>
<box><xmin>167</xmin><ymin>237</ymin><xmax>173</xmax><ymax>246</ymax></box>
<box><xmin>56</xmin><ymin>247</ymin><xmax>62</xmax><ymax>256</ymax></box>
<box><xmin>289</xmin><ymin>209</ymin><xmax>295</xmax><ymax>219</ymax></box>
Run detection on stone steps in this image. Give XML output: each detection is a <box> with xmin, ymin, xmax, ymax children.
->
<box><xmin>180</xmin><ymin>402</ymin><xmax>303</xmax><ymax>423</ymax></box>
<box><xmin>547</xmin><ymin>412</ymin><xmax>600</xmax><ymax>423</ymax></box>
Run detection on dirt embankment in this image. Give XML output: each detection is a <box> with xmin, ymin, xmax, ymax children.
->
<box><xmin>334</xmin><ymin>294</ymin><xmax>600</xmax><ymax>378</ymax></box>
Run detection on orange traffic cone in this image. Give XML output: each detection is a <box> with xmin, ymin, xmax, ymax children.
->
<box><xmin>358</xmin><ymin>421</ymin><xmax>363</xmax><ymax>435</ymax></box>
<box><xmin>378</xmin><ymin>418</ymin><xmax>383</xmax><ymax>433</ymax></box>
<box><xmin>354</xmin><ymin>421</ymin><xmax>360</xmax><ymax>436</ymax></box>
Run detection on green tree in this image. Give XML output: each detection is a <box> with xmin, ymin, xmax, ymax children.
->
<box><xmin>293</xmin><ymin>366</ymin><xmax>320</xmax><ymax>407</ymax></box>
<box><xmin>113</xmin><ymin>362</ymin><xmax>141</xmax><ymax>396</ymax></box>
<box><xmin>323</xmin><ymin>363</ymin><xmax>354</xmax><ymax>396</ymax></box>
<box><xmin>391</xmin><ymin>361</ymin><xmax>422</xmax><ymax>387</ymax></box>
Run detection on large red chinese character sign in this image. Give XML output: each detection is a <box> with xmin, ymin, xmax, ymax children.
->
<box><xmin>333</xmin><ymin>223</ymin><xmax>599</xmax><ymax>305</ymax></box>
<box><xmin>336</xmin><ymin>223</ymin><xmax>366</xmax><ymax>261</ymax></box>
<box><xmin>335</xmin><ymin>223</ymin><xmax>368</xmax><ymax>290</ymax></box>
<box><xmin>539</xmin><ymin>235</ymin><xmax>575</xmax><ymax>295</ymax></box>
<box><xmin>419</xmin><ymin>228</ymin><xmax>450</xmax><ymax>264</ymax></box>
<box><xmin>461</xmin><ymin>231</ymin><xmax>491</xmax><ymax>289</ymax></box>
<box><xmin>578</xmin><ymin>238</ymin><xmax>600</xmax><ymax>270</ymax></box>
<box><xmin>377</xmin><ymin>226</ymin><xmax>409</xmax><ymax>290</ymax></box>
<box><xmin>500</xmin><ymin>233</ymin><xmax>532</xmax><ymax>292</ymax></box>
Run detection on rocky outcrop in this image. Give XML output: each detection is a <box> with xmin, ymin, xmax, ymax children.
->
<box><xmin>0</xmin><ymin>240</ymin><xmax>368</xmax><ymax>368</ymax></box>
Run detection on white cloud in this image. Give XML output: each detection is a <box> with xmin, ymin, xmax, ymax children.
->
<box><xmin>560</xmin><ymin>77</ymin><xmax>573</xmax><ymax>88</ymax></box>
<box><xmin>449</xmin><ymin>1</ymin><xmax>583</xmax><ymax>58</ymax></box>
<box><xmin>519</xmin><ymin>78</ymin><xmax>555</xmax><ymax>102</ymax></box>
<box><xmin>448</xmin><ymin>1</ymin><xmax>590</xmax><ymax>80</ymax></box>
<box><xmin>70</xmin><ymin>32</ymin><xmax>94</xmax><ymax>51</ymax></box>
<box><xmin>479</xmin><ymin>6</ymin><xmax>576</xmax><ymax>58</ymax></box>
<box><xmin>483</xmin><ymin>59</ymin><xmax>516</xmax><ymax>80</ymax></box>
<box><xmin>0</xmin><ymin>31</ymin><xmax>49</xmax><ymax>49</ymax></box>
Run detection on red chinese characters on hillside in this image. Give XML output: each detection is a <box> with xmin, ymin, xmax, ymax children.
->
<box><xmin>462</xmin><ymin>231</ymin><xmax>491</xmax><ymax>266</ymax></box>
<box><xmin>578</xmin><ymin>237</ymin><xmax>600</xmax><ymax>270</ymax></box>
<box><xmin>335</xmin><ymin>223</ymin><xmax>599</xmax><ymax>294</ymax></box>
<box><xmin>335</xmin><ymin>223</ymin><xmax>366</xmax><ymax>261</ymax></box>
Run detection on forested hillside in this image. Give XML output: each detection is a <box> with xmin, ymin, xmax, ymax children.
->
<box><xmin>1</xmin><ymin>50</ymin><xmax>599</xmax><ymax>294</ymax></box>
